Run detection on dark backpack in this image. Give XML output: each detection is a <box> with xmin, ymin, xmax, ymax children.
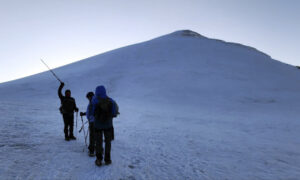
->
<box><xmin>95</xmin><ymin>97</ymin><xmax>113</xmax><ymax>122</ymax></box>
<box><xmin>60</xmin><ymin>98</ymin><xmax>75</xmax><ymax>114</ymax></box>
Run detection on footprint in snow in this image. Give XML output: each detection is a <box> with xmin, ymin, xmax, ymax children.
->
<box><xmin>128</xmin><ymin>165</ymin><xmax>135</xmax><ymax>169</ymax></box>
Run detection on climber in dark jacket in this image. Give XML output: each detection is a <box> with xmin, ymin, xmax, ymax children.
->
<box><xmin>58</xmin><ymin>82</ymin><xmax>79</xmax><ymax>141</ymax></box>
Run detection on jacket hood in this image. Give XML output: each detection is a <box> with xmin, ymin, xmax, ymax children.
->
<box><xmin>95</xmin><ymin>85</ymin><xmax>107</xmax><ymax>98</ymax></box>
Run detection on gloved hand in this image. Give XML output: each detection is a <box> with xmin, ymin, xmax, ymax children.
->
<box><xmin>75</xmin><ymin>107</ymin><xmax>79</xmax><ymax>112</ymax></box>
<box><xmin>80</xmin><ymin>112</ymin><xmax>84</xmax><ymax>116</ymax></box>
<box><xmin>60</xmin><ymin>82</ymin><xmax>65</xmax><ymax>87</ymax></box>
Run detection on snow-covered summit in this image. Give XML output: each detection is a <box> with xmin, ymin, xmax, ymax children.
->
<box><xmin>0</xmin><ymin>29</ymin><xmax>298</xmax><ymax>107</ymax></box>
<box><xmin>0</xmin><ymin>30</ymin><xmax>299</xmax><ymax>106</ymax></box>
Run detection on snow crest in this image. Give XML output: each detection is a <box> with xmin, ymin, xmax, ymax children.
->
<box><xmin>172</xmin><ymin>30</ymin><xmax>204</xmax><ymax>38</ymax></box>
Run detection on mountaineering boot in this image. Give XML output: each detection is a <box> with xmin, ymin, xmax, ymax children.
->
<box><xmin>69</xmin><ymin>135</ymin><xmax>76</xmax><ymax>140</ymax></box>
<box><xmin>89</xmin><ymin>151</ymin><xmax>95</xmax><ymax>157</ymax></box>
<box><xmin>95</xmin><ymin>159</ymin><xmax>102</xmax><ymax>167</ymax></box>
<box><xmin>105</xmin><ymin>160</ymin><xmax>112</xmax><ymax>165</ymax></box>
<box><xmin>65</xmin><ymin>135</ymin><xmax>70</xmax><ymax>141</ymax></box>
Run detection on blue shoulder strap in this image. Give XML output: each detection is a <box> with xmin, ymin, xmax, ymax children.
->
<box><xmin>109</xmin><ymin>98</ymin><xmax>117</xmax><ymax>115</ymax></box>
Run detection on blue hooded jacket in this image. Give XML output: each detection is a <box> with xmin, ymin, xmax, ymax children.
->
<box><xmin>91</xmin><ymin>85</ymin><xmax>116</xmax><ymax>129</ymax></box>
<box><xmin>86</xmin><ymin>102</ymin><xmax>94</xmax><ymax>123</ymax></box>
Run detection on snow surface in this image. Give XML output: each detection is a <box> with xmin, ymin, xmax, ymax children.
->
<box><xmin>1</xmin><ymin>30</ymin><xmax>300</xmax><ymax>179</ymax></box>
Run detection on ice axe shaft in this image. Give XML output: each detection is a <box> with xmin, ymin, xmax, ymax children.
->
<box><xmin>40</xmin><ymin>59</ymin><xmax>62</xmax><ymax>83</ymax></box>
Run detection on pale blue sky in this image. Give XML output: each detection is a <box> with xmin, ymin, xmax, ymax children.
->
<box><xmin>1</xmin><ymin>0</ymin><xmax>299</xmax><ymax>83</ymax></box>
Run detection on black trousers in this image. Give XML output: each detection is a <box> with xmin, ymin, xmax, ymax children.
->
<box><xmin>111</xmin><ymin>126</ymin><xmax>114</xmax><ymax>140</ymax></box>
<box><xmin>63</xmin><ymin>114</ymin><xmax>74</xmax><ymax>137</ymax></box>
<box><xmin>95</xmin><ymin>128</ymin><xmax>112</xmax><ymax>162</ymax></box>
<box><xmin>88</xmin><ymin>122</ymin><xmax>95</xmax><ymax>153</ymax></box>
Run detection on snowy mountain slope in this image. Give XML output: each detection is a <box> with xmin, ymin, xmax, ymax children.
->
<box><xmin>1</xmin><ymin>30</ymin><xmax>300</xmax><ymax>179</ymax></box>
<box><xmin>2</xmin><ymin>30</ymin><xmax>300</xmax><ymax>106</ymax></box>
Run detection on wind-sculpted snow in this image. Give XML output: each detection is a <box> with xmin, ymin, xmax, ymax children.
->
<box><xmin>1</xmin><ymin>30</ymin><xmax>300</xmax><ymax>179</ymax></box>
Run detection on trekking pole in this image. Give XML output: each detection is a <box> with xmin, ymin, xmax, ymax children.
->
<box><xmin>80</xmin><ymin>116</ymin><xmax>88</xmax><ymax>151</ymax></box>
<box><xmin>76</xmin><ymin>112</ymin><xmax>78</xmax><ymax>138</ymax></box>
<box><xmin>40</xmin><ymin>59</ymin><xmax>63</xmax><ymax>83</ymax></box>
<box><xmin>79</xmin><ymin>121</ymin><xmax>88</xmax><ymax>132</ymax></box>
<box><xmin>84</xmin><ymin>129</ymin><xmax>89</xmax><ymax>152</ymax></box>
